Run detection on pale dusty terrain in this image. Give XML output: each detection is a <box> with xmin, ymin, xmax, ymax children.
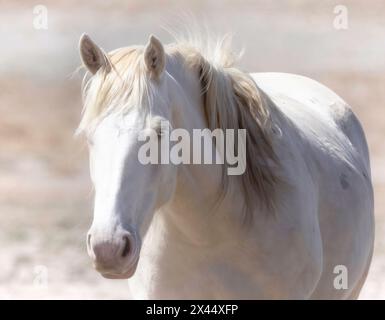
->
<box><xmin>0</xmin><ymin>0</ymin><xmax>384</xmax><ymax>299</ymax></box>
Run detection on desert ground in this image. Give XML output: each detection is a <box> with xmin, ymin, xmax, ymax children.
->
<box><xmin>0</xmin><ymin>0</ymin><xmax>384</xmax><ymax>299</ymax></box>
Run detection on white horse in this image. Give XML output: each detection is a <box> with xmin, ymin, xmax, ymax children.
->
<box><xmin>78</xmin><ymin>33</ymin><xmax>374</xmax><ymax>299</ymax></box>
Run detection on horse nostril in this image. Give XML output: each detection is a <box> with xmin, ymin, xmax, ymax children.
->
<box><xmin>121</xmin><ymin>235</ymin><xmax>131</xmax><ymax>258</ymax></box>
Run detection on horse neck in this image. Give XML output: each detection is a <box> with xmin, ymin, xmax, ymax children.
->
<box><xmin>157</xmin><ymin>59</ymin><xmax>244</xmax><ymax>244</ymax></box>
<box><xmin>167</xmin><ymin>54</ymin><xmax>224</xmax><ymax>194</ymax></box>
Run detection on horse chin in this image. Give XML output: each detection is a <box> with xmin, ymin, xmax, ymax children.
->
<box><xmin>100</xmin><ymin>259</ymin><xmax>139</xmax><ymax>279</ymax></box>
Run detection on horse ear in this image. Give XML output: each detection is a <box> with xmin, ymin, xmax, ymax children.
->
<box><xmin>79</xmin><ymin>33</ymin><xmax>110</xmax><ymax>74</ymax></box>
<box><xmin>143</xmin><ymin>35</ymin><xmax>165</xmax><ymax>79</ymax></box>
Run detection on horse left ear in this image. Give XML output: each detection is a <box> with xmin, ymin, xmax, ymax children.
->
<box><xmin>143</xmin><ymin>35</ymin><xmax>165</xmax><ymax>79</ymax></box>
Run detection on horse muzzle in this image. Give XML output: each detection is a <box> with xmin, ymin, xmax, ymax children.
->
<box><xmin>87</xmin><ymin>227</ymin><xmax>140</xmax><ymax>279</ymax></box>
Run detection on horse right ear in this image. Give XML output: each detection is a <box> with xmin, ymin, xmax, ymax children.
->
<box><xmin>79</xmin><ymin>34</ymin><xmax>110</xmax><ymax>74</ymax></box>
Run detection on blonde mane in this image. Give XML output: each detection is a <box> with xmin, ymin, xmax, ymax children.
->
<box><xmin>170</xmin><ymin>36</ymin><xmax>279</xmax><ymax>216</ymax></box>
<box><xmin>79</xmin><ymin>34</ymin><xmax>279</xmax><ymax>216</ymax></box>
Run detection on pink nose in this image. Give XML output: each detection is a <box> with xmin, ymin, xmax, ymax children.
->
<box><xmin>87</xmin><ymin>230</ymin><xmax>134</xmax><ymax>273</ymax></box>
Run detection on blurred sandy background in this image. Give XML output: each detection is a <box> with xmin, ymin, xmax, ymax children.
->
<box><xmin>0</xmin><ymin>0</ymin><xmax>384</xmax><ymax>299</ymax></box>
